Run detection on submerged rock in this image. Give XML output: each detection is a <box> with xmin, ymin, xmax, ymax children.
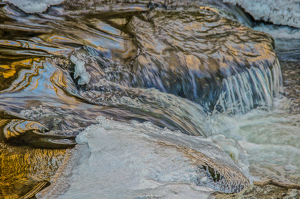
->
<box><xmin>0</xmin><ymin>1</ymin><xmax>282</xmax><ymax>115</ymax></box>
<box><xmin>0</xmin><ymin>0</ymin><xmax>285</xmax><ymax>197</ymax></box>
<box><xmin>126</xmin><ymin>9</ymin><xmax>279</xmax><ymax>112</ymax></box>
<box><xmin>0</xmin><ymin>113</ymin><xmax>76</xmax><ymax>148</ymax></box>
<box><xmin>0</xmin><ymin>143</ymin><xmax>66</xmax><ymax>198</ymax></box>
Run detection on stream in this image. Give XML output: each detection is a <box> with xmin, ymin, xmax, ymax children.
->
<box><xmin>0</xmin><ymin>0</ymin><xmax>299</xmax><ymax>198</ymax></box>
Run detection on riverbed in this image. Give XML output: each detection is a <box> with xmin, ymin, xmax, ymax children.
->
<box><xmin>0</xmin><ymin>0</ymin><xmax>299</xmax><ymax>198</ymax></box>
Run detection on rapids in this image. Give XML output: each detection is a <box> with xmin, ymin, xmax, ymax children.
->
<box><xmin>0</xmin><ymin>0</ymin><xmax>298</xmax><ymax>198</ymax></box>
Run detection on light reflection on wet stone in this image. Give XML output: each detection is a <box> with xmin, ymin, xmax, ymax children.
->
<box><xmin>0</xmin><ymin>0</ymin><xmax>284</xmax><ymax>197</ymax></box>
<box><xmin>0</xmin><ymin>144</ymin><xmax>66</xmax><ymax>198</ymax></box>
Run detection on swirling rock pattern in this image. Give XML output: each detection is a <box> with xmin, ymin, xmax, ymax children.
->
<box><xmin>0</xmin><ymin>0</ymin><xmax>283</xmax><ymax>197</ymax></box>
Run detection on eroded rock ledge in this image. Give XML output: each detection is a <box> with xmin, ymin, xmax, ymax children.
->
<box><xmin>214</xmin><ymin>179</ymin><xmax>300</xmax><ymax>199</ymax></box>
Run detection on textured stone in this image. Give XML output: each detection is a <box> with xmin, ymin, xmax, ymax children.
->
<box><xmin>215</xmin><ymin>185</ymin><xmax>300</xmax><ymax>199</ymax></box>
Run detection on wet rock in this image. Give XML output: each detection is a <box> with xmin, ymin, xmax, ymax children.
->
<box><xmin>0</xmin><ymin>1</ymin><xmax>286</xmax><ymax>197</ymax></box>
<box><xmin>0</xmin><ymin>143</ymin><xmax>66</xmax><ymax>198</ymax></box>
<box><xmin>280</xmin><ymin>61</ymin><xmax>300</xmax><ymax>113</ymax></box>
<box><xmin>284</xmin><ymin>189</ymin><xmax>300</xmax><ymax>199</ymax></box>
<box><xmin>0</xmin><ymin>1</ymin><xmax>281</xmax><ymax>114</ymax></box>
<box><xmin>214</xmin><ymin>179</ymin><xmax>300</xmax><ymax>199</ymax></box>
<box><xmin>69</xmin><ymin>51</ymin><xmax>208</xmax><ymax>136</ymax></box>
<box><xmin>215</xmin><ymin>185</ymin><xmax>300</xmax><ymax>199</ymax></box>
<box><xmin>127</xmin><ymin>9</ymin><xmax>278</xmax><ymax>112</ymax></box>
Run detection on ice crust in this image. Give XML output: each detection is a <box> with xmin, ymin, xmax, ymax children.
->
<box><xmin>254</xmin><ymin>24</ymin><xmax>300</xmax><ymax>39</ymax></box>
<box><xmin>70</xmin><ymin>54</ymin><xmax>91</xmax><ymax>86</ymax></box>
<box><xmin>38</xmin><ymin>117</ymin><xmax>249</xmax><ymax>199</ymax></box>
<box><xmin>7</xmin><ymin>0</ymin><xmax>300</xmax><ymax>28</ymax></box>
<box><xmin>5</xmin><ymin>0</ymin><xmax>64</xmax><ymax>13</ymax></box>
<box><xmin>223</xmin><ymin>0</ymin><xmax>300</xmax><ymax>28</ymax></box>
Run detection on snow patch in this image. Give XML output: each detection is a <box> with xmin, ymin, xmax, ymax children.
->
<box><xmin>70</xmin><ymin>54</ymin><xmax>91</xmax><ymax>86</ymax></box>
<box><xmin>223</xmin><ymin>0</ymin><xmax>300</xmax><ymax>28</ymax></box>
<box><xmin>5</xmin><ymin>0</ymin><xmax>64</xmax><ymax>13</ymax></box>
<box><xmin>38</xmin><ymin>117</ymin><xmax>249</xmax><ymax>198</ymax></box>
<box><xmin>254</xmin><ymin>24</ymin><xmax>300</xmax><ymax>39</ymax></box>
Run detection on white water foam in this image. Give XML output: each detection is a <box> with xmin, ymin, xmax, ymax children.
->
<box><xmin>204</xmin><ymin>97</ymin><xmax>300</xmax><ymax>184</ymax></box>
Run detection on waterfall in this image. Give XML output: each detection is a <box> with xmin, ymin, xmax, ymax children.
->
<box><xmin>0</xmin><ymin>1</ymin><xmax>295</xmax><ymax>198</ymax></box>
<box><xmin>216</xmin><ymin>59</ymin><xmax>283</xmax><ymax>114</ymax></box>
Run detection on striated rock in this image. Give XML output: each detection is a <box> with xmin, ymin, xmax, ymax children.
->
<box><xmin>214</xmin><ymin>179</ymin><xmax>300</xmax><ymax>199</ymax></box>
<box><xmin>126</xmin><ymin>9</ymin><xmax>279</xmax><ymax>112</ymax></box>
<box><xmin>0</xmin><ymin>1</ymin><xmax>281</xmax><ymax>114</ymax></box>
<box><xmin>281</xmin><ymin>61</ymin><xmax>300</xmax><ymax>112</ymax></box>
<box><xmin>215</xmin><ymin>185</ymin><xmax>300</xmax><ymax>199</ymax></box>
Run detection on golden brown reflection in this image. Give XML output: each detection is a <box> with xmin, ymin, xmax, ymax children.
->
<box><xmin>0</xmin><ymin>144</ymin><xmax>66</xmax><ymax>198</ymax></box>
<box><xmin>0</xmin><ymin>1</ymin><xmax>280</xmax><ymax>197</ymax></box>
<box><xmin>0</xmin><ymin>64</ymin><xmax>16</xmax><ymax>79</ymax></box>
<box><xmin>0</xmin><ymin>40</ymin><xmax>22</xmax><ymax>48</ymax></box>
<box><xmin>0</xmin><ymin>58</ymin><xmax>44</xmax><ymax>92</ymax></box>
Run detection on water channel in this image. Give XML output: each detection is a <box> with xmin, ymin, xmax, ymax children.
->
<box><xmin>0</xmin><ymin>1</ymin><xmax>299</xmax><ymax>198</ymax></box>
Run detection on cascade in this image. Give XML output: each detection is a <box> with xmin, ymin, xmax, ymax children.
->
<box><xmin>0</xmin><ymin>0</ymin><xmax>294</xmax><ymax>198</ymax></box>
<box><xmin>216</xmin><ymin>59</ymin><xmax>283</xmax><ymax>114</ymax></box>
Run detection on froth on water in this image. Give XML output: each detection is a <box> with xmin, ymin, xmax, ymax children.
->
<box><xmin>204</xmin><ymin>97</ymin><xmax>300</xmax><ymax>184</ymax></box>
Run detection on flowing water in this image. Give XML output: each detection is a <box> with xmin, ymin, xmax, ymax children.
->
<box><xmin>0</xmin><ymin>0</ymin><xmax>298</xmax><ymax>198</ymax></box>
<box><xmin>205</xmin><ymin>97</ymin><xmax>300</xmax><ymax>184</ymax></box>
